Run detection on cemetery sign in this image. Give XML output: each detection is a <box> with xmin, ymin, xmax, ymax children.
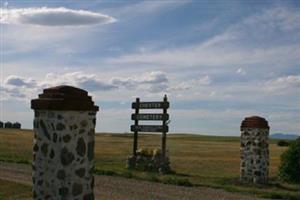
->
<box><xmin>131</xmin><ymin>95</ymin><xmax>170</xmax><ymax>158</ymax></box>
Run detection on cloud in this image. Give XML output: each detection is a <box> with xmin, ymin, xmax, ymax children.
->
<box><xmin>168</xmin><ymin>82</ymin><xmax>190</xmax><ymax>92</ymax></box>
<box><xmin>105</xmin><ymin>7</ymin><xmax>300</xmax><ymax>71</ymax></box>
<box><xmin>110</xmin><ymin>1</ymin><xmax>190</xmax><ymax>19</ymax></box>
<box><xmin>1</xmin><ymin>71</ymin><xmax>175</xmax><ymax>100</ymax></box>
<box><xmin>4</xmin><ymin>75</ymin><xmax>36</xmax><ymax>87</ymax></box>
<box><xmin>1</xmin><ymin>72</ymin><xmax>118</xmax><ymax>100</ymax></box>
<box><xmin>147</xmin><ymin>83</ymin><xmax>169</xmax><ymax>93</ymax></box>
<box><xmin>0</xmin><ymin>7</ymin><xmax>116</xmax><ymax>26</ymax></box>
<box><xmin>265</xmin><ymin>75</ymin><xmax>300</xmax><ymax>92</ymax></box>
<box><xmin>1</xmin><ymin>71</ymin><xmax>171</xmax><ymax>98</ymax></box>
<box><xmin>0</xmin><ymin>85</ymin><xmax>26</xmax><ymax>99</ymax></box>
<box><xmin>40</xmin><ymin>72</ymin><xmax>118</xmax><ymax>92</ymax></box>
<box><xmin>111</xmin><ymin>77</ymin><xmax>137</xmax><ymax>90</ymax></box>
<box><xmin>111</xmin><ymin>71</ymin><xmax>169</xmax><ymax>93</ymax></box>
<box><xmin>236</xmin><ymin>68</ymin><xmax>246</xmax><ymax>75</ymax></box>
<box><xmin>244</xmin><ymin>7</ymin><xmax>300</xmax><ymax>32</ymax></box>
<box><xmin>194</xmin><ymin>75</ymin><xmax>211</xmax><ymax>85</ymax></box>
<box><xmin>168</xmin><ymin>75</ymin><xmax>211</xmax><ymax>92</ymax></box>
<box><xmin>140</xmin><ymin>71</ymin><xmax>168</xmax><ymax>84</ymax></box>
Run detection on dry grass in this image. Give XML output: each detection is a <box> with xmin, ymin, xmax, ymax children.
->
<box><xmin>0</xmin><ymin>128</ymin><xmax>299</xmax><ymax>199</ymax></box>
<box><xmin>0</xmin><ymin>179</ymin><xmax>31</xmax><ymax>200</ymax></box>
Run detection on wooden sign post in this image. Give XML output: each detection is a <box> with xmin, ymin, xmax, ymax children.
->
<box><xmin>131</xmin><ymin>95</ymin><xmax>170</xmax><ymax>158</ymax></box>
<box><xmin>162</xmin><ymin>95</ymin><xmax>168</xmax><ymax>158</ymax></box>
<box><xmin>133</xmin><ymin>98</ymin><xmax>139</xmax><ymax>157</ymax></box>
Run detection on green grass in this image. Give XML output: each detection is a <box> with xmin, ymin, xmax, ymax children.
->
<box><xmin>0</xmin><ymin>179</ymin><xmax>32</xmax><ymax>200</ymax></box>
<box><xmin>0</xmin><ymin>128</ymin><xmax>299</xmax><ymax>199</ymax></box>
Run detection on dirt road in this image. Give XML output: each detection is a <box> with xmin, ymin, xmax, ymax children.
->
<box><xmin>0</xmin><ymin>162</ymin><xmax>266</xmax><ymax>200</ymax></box>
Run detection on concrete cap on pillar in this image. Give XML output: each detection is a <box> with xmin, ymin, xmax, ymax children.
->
<box><xmin>31</xmin><ymin>85</ymin><xmax>99</xmax><ymax>111</ymax></box>
<box><xmin>241</xmin><ymin>116</ymin><xmax>269</xmax><ymax>130</ymax></box>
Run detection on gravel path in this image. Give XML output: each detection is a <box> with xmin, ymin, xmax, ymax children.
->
<box><xmin>0</xmin><ymin>162</ymin><xmax>266</xmax><ymax>200</ymax></box>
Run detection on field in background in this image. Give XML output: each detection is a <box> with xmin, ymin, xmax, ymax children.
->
<box><xmin>0</xmin><ymin>128</ymin><xmax>299</xmax><ymax>199</ymax></box>
<box><xmin>0</xmin><ymin>179</ymin><xmax>31</xmax><ymax>200</ymax></box>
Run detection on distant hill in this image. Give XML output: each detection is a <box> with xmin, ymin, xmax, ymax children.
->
<box><xmin>270</xmin><ymin>133</ymin><xmax>299</xmax><ymax>140</ymax></box>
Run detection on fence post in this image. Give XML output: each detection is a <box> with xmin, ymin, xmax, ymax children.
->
<box><xmin>31</xmin><ymin>85</ymin><xmax>99</xmax><ymax>200</ymax></box>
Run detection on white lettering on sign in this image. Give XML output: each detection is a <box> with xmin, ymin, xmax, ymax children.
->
<box><xmin>132</xmin><ymin>114</ymin><xmax>169</xmax><ymax>121</ymax></box>
<box><xmin>131</xmin><ymin>125</ymin><xmax>168</xmax><ymax>132</ymax></box>
<box><xmin>140</xmin><ymin>102</ymin><xmax>161</xmax><ymax>109</ymax></box>
<box><xmin>132</xmin><ymin>102</ymin><xmax>169</xmax><ymax>109</ymax></box>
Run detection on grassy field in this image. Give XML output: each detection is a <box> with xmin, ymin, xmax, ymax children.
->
<box><xmin>0</xmin><ymin>128</ymin><xmax>299</xmax><ymax>199</ymax></box>
<box><xmin>0</xmin><ymin>179</ymin><xmax>31</xmax><ymax>200</ymax></box>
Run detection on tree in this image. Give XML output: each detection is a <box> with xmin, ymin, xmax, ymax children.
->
<box><xmin>277</xmin><ymin>140</ymin><xmax>290</xmax><ymax>147</ymax></box>
<box><xmin>279</xmin><ymin>137</ymin><xmax>300</xmax><ymax>183</ymax></box>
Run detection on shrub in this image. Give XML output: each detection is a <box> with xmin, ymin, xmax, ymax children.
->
<box><xmin>163</xmin><ymin>176</ymin><xmax>193</xmax><ymax>187</ymax></box>
<box><xmin>136</xmin><ymin>148</ymin><xmax>161</xmax><ymax>157</ymax></box>
<box><xmin>277</xmin><ymin>140</ymin><xmax>290</xmax><ymax>147</ymax></box>
<box><xmin>279</xmin><ymin>138</ymin><xmax>300</xmax><ymax>183</ymax></box>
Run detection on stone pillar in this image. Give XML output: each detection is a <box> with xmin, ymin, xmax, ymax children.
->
<box><xmin>31</xmin><ymin>86</ymin><xmax>99</xmax><ymax>200</ymax></box>
<box><xmin>240</xmin><ymin>116</ymin><xmax>269</xmax><ymax>184</ymax></box>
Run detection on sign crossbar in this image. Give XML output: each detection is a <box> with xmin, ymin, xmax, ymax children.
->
<box><xmin>131</xmin><ymin>113</ymin><xmax>169</xmax><ymax>121</ymax></box>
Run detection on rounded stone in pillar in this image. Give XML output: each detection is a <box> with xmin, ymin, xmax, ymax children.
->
<box><xmin>240</xmin><ymin>116</ymin><xmax>269</xmax><ymax>184</ymax></box>
<box><xmin>31</xmin><ymin>85</ymin><xmax>99</xmax><ymax>200</ymax></box>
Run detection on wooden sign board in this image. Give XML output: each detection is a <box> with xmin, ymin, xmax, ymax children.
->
<box><xmin>131</xmin><ymin>95</ymin><xmax>169</xmax><ymax>158</ymax></box>
<box><xmin>132</xmin><ymin>101</ymin><xmax>169</xmax><ymax>109</ymax></box>
<box><xmin>131</xmin><ymin>113</ymin><xmax>169</xmax><ymax>121</ymax></box>
<box><xmin>131</xmin><ymin>125</ymin><xmax>168</xmax><ymax>132</ymax></box>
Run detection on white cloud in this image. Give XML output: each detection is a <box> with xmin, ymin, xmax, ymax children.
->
<box><xmin>111</xmin><ymin>77</ymin><xmax>137</xmax><ymax>90</ymax></box>
<box><xmin>265</xmin><ymin>75</ymin><xmax>300</xmax><ymax>92</ymax></box>
<box><xmin>105</xmin><ymin>42</ymin><xmax>300</xmax><ymax>72</ymax></box>
<box><xmin>105</xmin><ymin>7</ymin><xmax>300</xmax><ymax>71</ymax></box>
<box><xmin>168</xmin><ymin>82</ymin><xmax>190</xmax><ymax>92</ymax></box>
<box><xmin>5</xmin><ymin>75</ymin><xmax>36</xmax><ymax>87</ymax></box>
<box><xmin>1</xmin><ymin>71</ymin><xmax>175</xmax><ymax>100</ymax></box>
<box><xmin>0</xmin><ymin>7</ymin><xmax>116</xmax><ymax>26</ymax></box>
<box><xmin>147</xmin><ymin>83</ymin><xmax>169</xmax><ymax>93</ymax></box>
<box><xmin>140</xmin><ymin>71</ymin><xmax>168</xmax><ymax>84</ymax></box>
<box><xmin>1</xmin><ymin>72</ymin><xmax>118</xmax><ymax>100</ymax></box>
<box><xmin>244</xmin><ymin>7</ymin><xmax>300</xmax><ymax>32</ymax></box>
<box><xmin>111</xmin><ymin>71</ymin><xmax>169</xmax><ymax>93</ymax></box>
<box><xmin>168</xmin><ymin>75</ymin><xmax>210</xmax><ymax>92</ymax></box>
<box><xmin>194</xmin><ymin>75</ymin><xmax>211</xmax><ymax>85</ymax></box>
<box><xmin>0</xmin><ymin>84</ymin><xmax>31</xmax><ymax>100</ymax></box>
<box><xmin>110</xmin><ymin>1</ymin><xmax>189</xmax><ymax>19</ymax></box>
<box><xmin>236</xmin><ymin>68</ymin><xmax>246</xmax><ymax>75</ymax></box>
<box><xmin>40</xmin><ymin>72</ymin><xmax>118</xmax><ymax>92</ymax></box>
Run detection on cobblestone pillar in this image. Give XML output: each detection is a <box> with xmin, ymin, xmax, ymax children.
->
<box><xmin>240</xmin><ymin>116</ymin><xmax>269</xmax><ymax>184</ymax></box>
<box><xmin>31</xmin><ymin>85</ymin><xmax>99</xmax><ymax>200</ymax></box>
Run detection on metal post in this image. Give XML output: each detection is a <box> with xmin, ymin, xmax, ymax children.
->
<box><xmin>133</xmin><ymin>98</ymin><xmax>139</xmax><ymax>156</ymax></box>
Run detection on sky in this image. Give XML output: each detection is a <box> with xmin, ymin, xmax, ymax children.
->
<box><xmin>0</xmin><ymin>0</ymin><xmax>299</xmax><ymax>136</ymax></box>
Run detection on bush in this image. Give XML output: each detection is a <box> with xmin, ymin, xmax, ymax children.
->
<box><xmin>277</xmin><ymin>140</ymin><xmax>290</xmax><ymax>147</ymax></box>
<box><xmin>136</xmin><ymin>148</ymin><xmax>161</xmax><ymax>157</ymax></box>
<box><xmin>279</xmin><ymin>138</ymin><xmax>300</xmax><ymax>183</ymax></box>
<box><xmin>163</xmin><ymin>176</ymin><xmax>193</xmax><ymax>187</ymax></box>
